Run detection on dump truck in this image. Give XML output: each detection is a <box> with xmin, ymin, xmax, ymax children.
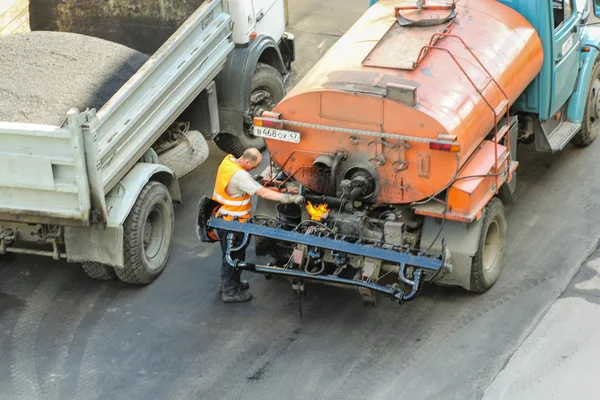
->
<box><xmin>0</xmin><ymin>0</ymin><xmax>294</xmax><ymax>284</ymax></box>
<box><xmin>198</xmin><ymin>0</ymin><xmax>600</xmax><ymax>304</ymax></box>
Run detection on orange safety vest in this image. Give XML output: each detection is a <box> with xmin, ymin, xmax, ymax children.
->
<box><xmin>212</xmin><ymin>154</ymin><xmax>252</xmax><ymax>222</ymax></box>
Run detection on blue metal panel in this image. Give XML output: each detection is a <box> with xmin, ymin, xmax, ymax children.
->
<box><xmin>497</xmin><ymin>0</ymin><xmax>553</xmax><ymax>119</ymax></box>
<box><xmin>208</xmin><ymin>217</ymin><xmax>445</xmax><ymax>272</ymax></box>
<box><xmin>551</xmin><ymin>2</ymin><xmax>581</xmax><ymax>116</ymax></box>
<box><xmin>567</xmin><ymin>47</ymin><xmax>600</xmax><ymax>122</ymax></box>
<box><xmin>566</xmin><ymin>26</ymin><xmax>600</xmax><ymax>122</ymax></box>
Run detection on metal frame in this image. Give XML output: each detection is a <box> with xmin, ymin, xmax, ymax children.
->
<box><xmin>259</xmin><ymin>117</ymin><xmax>460</xmax><ymax>146</ymax></box>
<box><xmin>0</xmin><ymin>116</ymin><xmax>93</xmax><ymax>225</ymax></box>
<box><xmin>207</xmin><ymin>217</ymin><xmax>449</xmax><ymax>304</ymax></box>
<box><xmin>92</xmin><ymin>0</ymin><xmax>234</xmax><ymax>194</ymax></box>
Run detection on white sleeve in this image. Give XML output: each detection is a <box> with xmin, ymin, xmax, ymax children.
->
<box><xmin>227</xmin><ymin>170</ymin><xmax>264</xmax><ymax>197</ymax></box>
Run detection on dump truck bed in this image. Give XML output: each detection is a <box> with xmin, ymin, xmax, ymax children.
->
<box><xmin>0</xmin><ymin>0</ymin><xmax>233</xmax><ymax>226</ymax></box>
<box><xmin>0</xmin><ymin>31</ymin><xmax>149</xmax><ymax>126</ymax></box>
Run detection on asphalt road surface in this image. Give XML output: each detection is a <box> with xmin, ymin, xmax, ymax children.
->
<box><xmin>2</xmin><ymin>1</ymin><xmax>600</xmax><ymax>399</ymax></box>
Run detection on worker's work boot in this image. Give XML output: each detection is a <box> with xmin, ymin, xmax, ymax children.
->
<box><xmin>219</xmin><ymin>278</ymin><xmax>250</xmax><ymax>293</ymax></box>
<box><xmin>221</xmin><ymin>287</ymin><xmax>252</xmax><ymax>303</ymax></box>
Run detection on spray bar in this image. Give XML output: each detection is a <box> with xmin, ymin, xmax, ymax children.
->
<box><xmin>208</xmin><ymin>218</ymin><xmax>446</xmax><ymax>271</ymax></box>
<box><xmin>207</xmin><ymin>217</ymin><xmax>449</xmax><ymax>303</ymax></box>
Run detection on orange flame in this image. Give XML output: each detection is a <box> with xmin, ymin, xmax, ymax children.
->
<box><xmin>306</xmin><ymin>202</ymin><xmax>330</xmax><ymax>221</ymax></box>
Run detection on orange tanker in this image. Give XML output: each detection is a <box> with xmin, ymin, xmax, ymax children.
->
<box><xmin>201</xmin><ymin>0</ymin><xmax>598</xmax><ymax>304</ymax></box>
<box><xmin>261</xmin><ymin>0</ymin><xmax>543</xmax><ymax>214</ymax></box>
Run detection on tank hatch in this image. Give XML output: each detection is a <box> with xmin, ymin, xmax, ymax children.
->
<box><xmin>362</xmin><ymin>1</ymin><xmax>459</xmax><ymax>71</ymax></box>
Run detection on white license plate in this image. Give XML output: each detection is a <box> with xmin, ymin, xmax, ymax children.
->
<box><xmin>253</xmin><ymin>126</ymin><xmax>301</xmax><ymax>143</ymax></box>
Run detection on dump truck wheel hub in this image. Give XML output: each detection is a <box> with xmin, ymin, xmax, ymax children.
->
<box><xmin>143</xmin><ymin>206</ymin><xmax>166</xmax><ymax>262</ymax></box>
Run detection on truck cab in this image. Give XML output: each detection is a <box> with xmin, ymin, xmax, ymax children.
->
<box><xmin>497</xmin><ymin>0</ymin><xmax>600</xmax><ymax>151</ymax></box>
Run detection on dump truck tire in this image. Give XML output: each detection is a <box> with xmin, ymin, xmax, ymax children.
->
<box><xmin>572</xmin><ymin>60</ymin><xmax>600</xmax><ymax>147</ymax></box>
<box><xmin>215</xmin><ymin>63</ymin><xmax>284</xmax><ymax>155</ymax></box>
<box><xmin>158</xmin><ymin>130</ymin><xmax>209</xmax><ymax>179</ymax></box>
<box><xmin>81</xmin><ymin>262</ymin><xmax>117</xmax><ymax>281</ymax></box>
<box><xmin>116</xmin><ymin>181</ymin><xmax>174</xmax><ymax>284</ymax></box>
<box><xmin>469</xmin><ymin>198</ymin><xmax>507</xmax><ymax>293</ymax></box>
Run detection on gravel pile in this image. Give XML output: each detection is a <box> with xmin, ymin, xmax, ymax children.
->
<box><xmin>0</xmin><ymin>31</ymin><xmax>149</xmax><ymax>125</ymax></box>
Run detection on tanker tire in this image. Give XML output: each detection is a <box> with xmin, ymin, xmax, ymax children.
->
<box><xmin>81</xmin><ymin>262</ymin><xmax>116</xmax><ymax>281</ymax></box>
<box><xmin>572</xmin><ymin>60</ymin><xmax>600</xmax><ymax>147</ymax></box>
<box><xmin>157</xmin><ymin>130</ymin><xmax>209</xmax><ymax>179</ymax></box>
<box><xmin>116</xmin><ymin>181</ymin><xmax>174</xmax><ymax>285</ymax></box>
<box><xmin>469</xmin><ymin>198</ymin><xmax>507</xmax><ymax>293</ymax></box>
<box><xmin>215</xmin><ymin>63</ymin><xmax>285</xmax><ymax>156</ymax></box>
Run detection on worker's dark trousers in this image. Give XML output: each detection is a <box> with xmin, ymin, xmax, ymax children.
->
<box><xmin>218</xmin><ymin>230</ymin><xmax>247</xmax><ymax>292</ymax></box>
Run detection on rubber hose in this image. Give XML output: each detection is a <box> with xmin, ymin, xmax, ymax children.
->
<box><xmin>330</xmin><ymin>153</ymin><xmax>344</xmax><ymax>196</ymax></box>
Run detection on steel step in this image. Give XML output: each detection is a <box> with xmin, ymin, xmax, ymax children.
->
<box><xmin>494</xmin><ymin>124</ymin><xmax>510</xmax><ymax>143</ymax></box>
<box><xmin>547</xmin><ymin>121</ymin><xmax>581</xmax><ymax>151</ymax></box>
<box><xmin>494</xmin><ymin>99</ymin><xmax>509</xmax><ymax>117</ymax></box>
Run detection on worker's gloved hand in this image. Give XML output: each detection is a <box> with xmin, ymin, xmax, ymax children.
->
<box><xmin>280</xmin><ymin>194</ymin><xmax>305</xmax><ymax>204</ymax></box>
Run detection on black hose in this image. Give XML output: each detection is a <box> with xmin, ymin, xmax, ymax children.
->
<box><xmin>304</xmin><ymin>194</ymin><xmax>345</xmax><ymax>208</ymax></box>
<box><xmin>292</xmin><ymin>220</ymin><xmax>334</xmax><ymax>233</ymax></box>
<box><xmin>330</xmin><ymin>152</ymin><xmax>344</xmax><ymax>196</ymax></box>
<box><xmin>350</xmin><ymin>186</ymin><xmax>363</xmax><ymax>201</ymax></box>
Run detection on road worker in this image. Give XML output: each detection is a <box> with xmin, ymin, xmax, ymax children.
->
<box><xmin>212</xmin><ymin>148</ymin><xmax>304</xmax><ymax>303</ymax></box>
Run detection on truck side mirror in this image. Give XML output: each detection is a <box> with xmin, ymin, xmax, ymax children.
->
<box><xmin>581</xmin><ymin>1</ymin><xmax>591</xmax><ymax>22</ymax></box>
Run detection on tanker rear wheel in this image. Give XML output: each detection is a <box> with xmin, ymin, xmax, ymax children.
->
<box><xmin>469</xmin><ymin>198</ymin><xmax>507</xmax><ymax>293</ymax></box>
<box><xmin>572</xmin><ymin>60</ymin><xmax>600</xmax><ymax>147</ymax></box>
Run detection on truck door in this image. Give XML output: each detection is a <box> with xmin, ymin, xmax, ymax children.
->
<box><xmin>252</xmin><ymin>0</ymin><xmax>285</xmax><ymax>41</ymax></box>
<box><xmin>551</xmin><ymin>0</ymin><xmax>581</xmax><ymax>116</ymax></box>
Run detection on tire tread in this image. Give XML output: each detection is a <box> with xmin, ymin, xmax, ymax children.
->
<box><xmin>81</xmin><ymin>262</ymin><xmax>116</xmax><ymax>281</ymax></box>
<box><xmin>158</xmin><ymin>131</ymin><xmax>209</xmax><ymax>178</ymax></box>
<box><xmin>115</xmin><ymin>181</ymin><xmax>173</xmax><ymax>284</ymax></box>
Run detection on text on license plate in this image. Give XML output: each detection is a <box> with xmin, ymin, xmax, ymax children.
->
<box><xmin>253</xmin><ymin>126</ymin><xmax>301</xmax><ymax>143</ymax></box>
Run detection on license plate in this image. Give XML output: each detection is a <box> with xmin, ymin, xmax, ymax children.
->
<box><xmin>253</xmin><ymin>126</ymin><xmax>301</xmax><ymax>143</ymax></box>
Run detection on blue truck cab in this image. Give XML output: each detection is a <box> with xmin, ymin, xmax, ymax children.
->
<box><xmin>369</xmin><ymin>0</ymin><xmax>600</xmax><ymax>152</ymax></box>
<box><xmin>503</xmin><ymin>0</ymin><xmax>600</xmax><ymax>151</ymax></box>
